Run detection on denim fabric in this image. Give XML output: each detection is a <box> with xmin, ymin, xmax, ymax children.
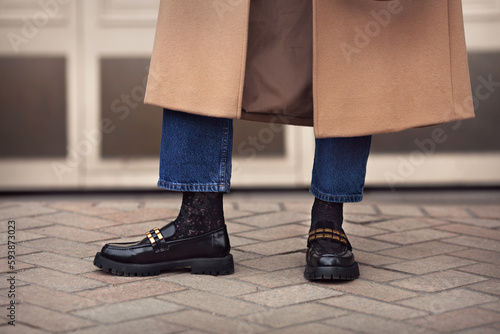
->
<box><xmin>158</xmin><ymin>109</ymin><xmax>371</xmax><ymax>202</ymax></box>
<box><xmin>158</xmin><ymin>109</ymin><xmax>233</xmax><ymax>192</ymax></box>
<box><xmin>310</xmin><ymin>136</ymin><xmax>371</xmax><ymax>203</ymax></box>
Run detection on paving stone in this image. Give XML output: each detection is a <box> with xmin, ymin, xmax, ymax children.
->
<box><xmin>459</xmin><ymin>263</ymin><xmax>500</xmax><ymax>279</ymax></box>
<box><xmin>383</xmin><ymin>255</ymin><xmax>476</xmax><ymax>275</ymax></box>
<box><xmin>230</xmin><ymin>249</ymin><xmax>262</xmax><ymax>262</ymax></box>
<box><xmin>450</xmin><ymin>249</ymin><xmax>500</xmax><ymax>267</ymax></box>
<box><xmin>99</xmin><ymin>220</ymin><xmax>169</xmax><ymax>237</ymax></box>
<box><xmin>455</xmin><ymin>328</ymin><xmax>500</xmax><ymax>334</ymax></box>
<box><xmin>444</xmin><ymin>236</ymin><xmax>500</xmax><ymax>252</ymax></box>
<box><xmin>468</xmin><ymin>280</ymin><xmax>500</xmax><ymax>296</ymax></box>
<box><xmin>158</xmin><ymin>290</ymin><xmax>266</xmax><ymax>316</ymax></box>
<box><xmin>378</xmin><ymin>240</ymin><xmax>467</xmax><ymax>260</ymax></box>
<box><xmin>372</xmin><ymin>228</ymin><xmax>457</xmax><ymax>245</ymax></box>
<box><xmin>19</xmin><ymin>303</ymin><xmax>95</xmax><ymax>332</ymax></box>
<box><xmin>72</xmin><ymin>297</ymin><xmax>184</xmax><ymax>324</ymax></box>
<box><xmin>82</xmin><ymin>271</ymin><xmax>163</xmax><ymax>284</ymax></box>
<box><xmin>101</xmin><ymin>208</ymin><xmax>178</xmax><ymax>224</ymax></box>
<box><xmin>18</xmin><ymin>252</ymin><xmax>96</xmax><ymax>274</ymax></box>
<box><xmin>370</xmin><ymin>217</ymin><xmax>447</xmax><ymax>232</ymax></box>
<box><xmin>236</xmin><ymin>238</ymin><xmax>305</xmax><ymax>256</ymax></box>
<box><xmin>0</xmin><ymin>243</ymin><xmax>42</xmax><ymax>258</ymax></box>
<box><xmin>95</xmin><ymin>201</ymin><xmax>141</xmax><ymax>211</ymax></box>
<box><xmin>320</xmin><ymin>295</ymin><xmax>427</xmax><ymax>320</ymax></box>
<box><xmin>344</xmin><ymin>214</ymin><xmax>387</xmax><ymax>224</ymax></box>
<box><xmin>233</xmin><ymin>211</ymin><xmax>310</xmax><ymax>228</ymax></box>
<box><xmin>398</xmin><ymin>289</ymin><xmax>498</xmax><ymax>313</ymax></box>
<box><xmin>21</xmin><ymin>237</ymin><xmax>98</xmax><ymax>258</ymax></box>
<box><xmin>342</xmin><ymin>222</ymin><xmax>386</xmax><ymax>237</ymax></box>
<box><xmin>282</xmin><ymin>201</ymin><xmax>313</xmax><ymax>213</ymax></box>
<box><xmin>18</xmin><ymin>285</ymin><xmax>102</xmax><ymax>312</ymax></box>
<box><xmin>235</xmin><ymin>224</ymin><xmax>308</xmax><ymax>241</ymax></box>
<box><xmin>377</xmin><ymin>205</ymin><xmax>424</xmax><ymax>217</ymax></box>
<box><xmin>159</xmin><ymin>309</ymin><xmax>267</xmax><ymax>334</ymax></box>
<box><xmin>70</xmin><ymin>318</ymin><xmax>186</xmax><ymax>334</ymax></box>
<box><xmin>239</xmin><ymin>283</ymin><xmax>342</xmax><ymax>308</ymax></box>
<box><xmin>237</xmin><ymin>202</ymin><xmax>281</xmax><ymax>213</ymax></box>
<box><xmin>479</xmin><ymin>300</ymin><xmax>500</xmax><ymax>312</ymax></box>
<box><xmin>0</xmin><ymin>204</ymin><xmax>57</xmax><ymax>220</ymax></box>
<box><xmin>0</xmin><ymin>230</ymin><xmax>45</xmax><ymax>245</ymax></box>
<box><xmin>357</xmin><ymin>264</ymin><xmax>412</xmax><ymax>282</ymax></box>
<box><xmin>406</xmin><ymin>307</ymin><xmax>500</xmax><ymax>332</ymax></box>
<box><xmin>48</xmin><ymin>201</ymin><xmax>119</xmax><ymax>216</ymax></box>
<box><xmin>423</xmin><ymin>205</ymin><xmax>473</xmax><ymax>218</ymax></box>
<box><xmin>236</xmin><ymin>267</ymin><xmax>306</xmax><ymax>288</ymax></box>
<box><xmin>328</xmin><ymin>313</ymin><xmax>435</xmax><ymax>334</ymax></box>
<box><xmin>224</xmin><ymin>208</ymin><xmax>258</xmax><ymax>220</ymax></box>
<box><xmin>77</xmin><ymin>279</ymin><xmax>186</xmax><ymax>303</ymax></box>
<box><xmin>355</xmin><ymin>250</ymin><xmax>403</xmax><ymax>266</ymax></box>
<box><xmin>348</xmin><ymin>235</ymin><xmax>398</xmax><ymax>252</ymax></box>
<box><xmin>228</xmin><ymin>235</ymin><xmax>260</xmax><ymax>247</ymax></box>
<box><xmin>390</xmin><ymin>269</ymin><xmax>488</xmax><ymax>292</ymax></box>
<box><xmin>436</xmin><ymin>223</ymin><xmax>500</xmax><ymax>241</ymax></box>
<box><xmin>243</xmin><ymin>303</ymin><xmax>347</xmax><ymax>328</ymax></box>
<box><xmin>0</xmin><ymin>260</ymin><xmax>35</xmax><ymax>273</ymax></box>
<box><xmin>159</xmin><ymin>274</ymin><xmax>260</xmax><ymax>297</ymax></box>
<box><xmin>317</xmin><ymin>279</ymin><xmax>418</xmax><ymax>302</ymax></box>
<box><xmin>447</xmin><ymin>218</ymin><xmax>500</xmax><ymax>229</ymax></box>
<box><xmin>37</xmin><ymin>212</ymin><xmax>122</xmax><ymax>230</ymax></box>
<box><xmin>18</xmin><ymin>267</ymin><xmax>106</xmax><ymax>293</ymax></box>
<box><xmin>272</xmin><ymin>322</ymin><xmax>351</xmax><ymax>334</ymax></box>
<box><xmin>35</xmin><ymin>225</ymin><xmax>111</xmax><ymax>243</ymax></box>
<box><xmin>225</xmin><ymin>221</ymin><xmax>256</xmax><ymax>234</ymax></box>
<box><xmin>344</xmin><ymin>204</ymin><xmax>378</xmax><ymax>215</ymax></box>
<box><xmin>239</xmin><ymin>252</ymin><xmax>304</xmax><ymax>271</ymax></box>
<box><xmin>0</xmin><ymin>216</ymin><xmax>54</xmax><ymax>232</ymax></box>
<box><xmin>469</xmin><ymin>205</ymin><xmax>500</xmax><ymax>219</ymax></box>
<box><xmin>0</xmin><ymin>323</ymin><xmax>49</xmax><ymax>334</ymax></box>
<box><xmin>231</xmin><ymin>264</ymin><xmax>265</xmax><ymax>278</ymax></box>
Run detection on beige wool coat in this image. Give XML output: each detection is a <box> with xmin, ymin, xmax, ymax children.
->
<box><xmin>145</xmin><ymin>0</ymin><xmax>475</xmax><ymax>138</ymax></box>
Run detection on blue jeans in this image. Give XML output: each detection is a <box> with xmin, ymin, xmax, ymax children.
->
<box><xmin>158</xmin><ymin>109</ymin><xmax>371</xmax><ymax>203</ymax></box>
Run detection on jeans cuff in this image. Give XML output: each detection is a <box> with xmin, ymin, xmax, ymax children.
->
<box><xmin>157</xmin><ymin>179</ymin><xmax>230</xmax><ymax>193</ymax></box>
<box><xmin>309</xmin><ymin>186</ymin><xmax>363</xmax><ymax>203</ymax></box>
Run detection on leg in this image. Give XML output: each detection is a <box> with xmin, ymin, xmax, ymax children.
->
<box><xmin>94</xmin><ymin>109</ymin><xmax>235</xmax><ymax>276</ymax></box>
<box><xmin>305</xmin><ymin>135</ymin><xmax>371</xmax><ymax>280</ymax></box>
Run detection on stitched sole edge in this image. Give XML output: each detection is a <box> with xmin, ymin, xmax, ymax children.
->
<box><xmin>304</xmin><ymin>262</ymin><xmax>359</xmax><ymax>281</ymax></box>
<box><xmin>93</xmin><ymin>252</ymin><xmax>234</xmax><ymax>277</ymax></box>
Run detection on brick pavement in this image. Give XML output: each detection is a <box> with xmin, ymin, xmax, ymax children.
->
<box><xmin>0</xmin><ymin>190</ymin><xmax>499</xmax><ymax>333</ymax></box>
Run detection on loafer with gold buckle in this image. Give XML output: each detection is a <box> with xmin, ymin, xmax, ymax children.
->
<box><xmin>93</xmin><ymin>222</ymin><xmax>234</xmax><ymax>276</ymax></box>
<box><xmin>304</xmin><ymin>225</ymin><xmax>359</xmax><ymax>280</ymax></box>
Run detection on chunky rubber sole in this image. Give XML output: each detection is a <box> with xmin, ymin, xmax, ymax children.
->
<box><xmin>304</xmin><ymin>262</ymin><xmax>359</xmax><ymax>280</ymax></box>
<box><xmin>93</xmin><ymin>252</ymin><xmax>234</xmax><ymax>277</ymax></box>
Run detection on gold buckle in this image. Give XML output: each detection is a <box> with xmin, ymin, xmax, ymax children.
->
<box><xmin>146</xmin><ymin>231</ymin><xmax>155</xmax><ymax>244</ymax></box>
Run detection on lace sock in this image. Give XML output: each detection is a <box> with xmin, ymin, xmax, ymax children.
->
<box><xmin>310</xmin><ymin>198</ymin><xmax>345</xmax><ymax>251</ymax></box>
<box><xmin>311</xmin><ymin>197</ymin><xmax>343</xmax><ymax>230</ymax></box>
<box><xmin>171</xmin><ymin>192</ymin><xmax>225</xmax><ymax>240</ymax></box>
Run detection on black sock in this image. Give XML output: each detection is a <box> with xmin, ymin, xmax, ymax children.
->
<box><xmin>171</xmin><ymin>192</ymin><xmax>225</xmax><ymax>239</ymax></box>
<box><xmin>311</xmin><ymin>198</ymin><xmax>343</xmax><ymax>231</ymax></box>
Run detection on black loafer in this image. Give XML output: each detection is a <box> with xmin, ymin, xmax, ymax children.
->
<box><xmin>93</xmin><ymin>222</ymin><xmax>234</xmax><ymax>276</ymax></box>
<box><xmin>304</xmin><ymin>226</ymin><xmax>359</xmax><ymax>280</ymax></box>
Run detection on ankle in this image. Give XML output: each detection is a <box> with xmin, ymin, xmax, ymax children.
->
<box><xmin>311</xmin><ymin>198</ymin><xmax>343</xmax><ymax>230</ymax></box>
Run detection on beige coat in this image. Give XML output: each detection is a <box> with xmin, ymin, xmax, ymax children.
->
<box><xmin>145</xmin><ymin>0</ymin><xmax>475</xmax><ymax>138</ymax></box>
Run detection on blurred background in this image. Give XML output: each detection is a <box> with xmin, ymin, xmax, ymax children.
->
<box><xmin>0</xmin><ymin>0</ymin><xmax>499</xmax><ymax>191</ymax></box>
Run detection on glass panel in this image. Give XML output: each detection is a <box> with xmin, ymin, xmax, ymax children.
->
<box><xmin>0</xmin><ymin>57</ymin><xmax>67</xmax><ymax>158</ymax></box>
<box><xmin>100</xmin><ymin>58</ymin><xmax>162</xmax><ymax>158</ymax></box>
<box><xmin>371</xmin><ymin>52</ymin><xmax>500</xmax><ymax>153</ymax></box>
